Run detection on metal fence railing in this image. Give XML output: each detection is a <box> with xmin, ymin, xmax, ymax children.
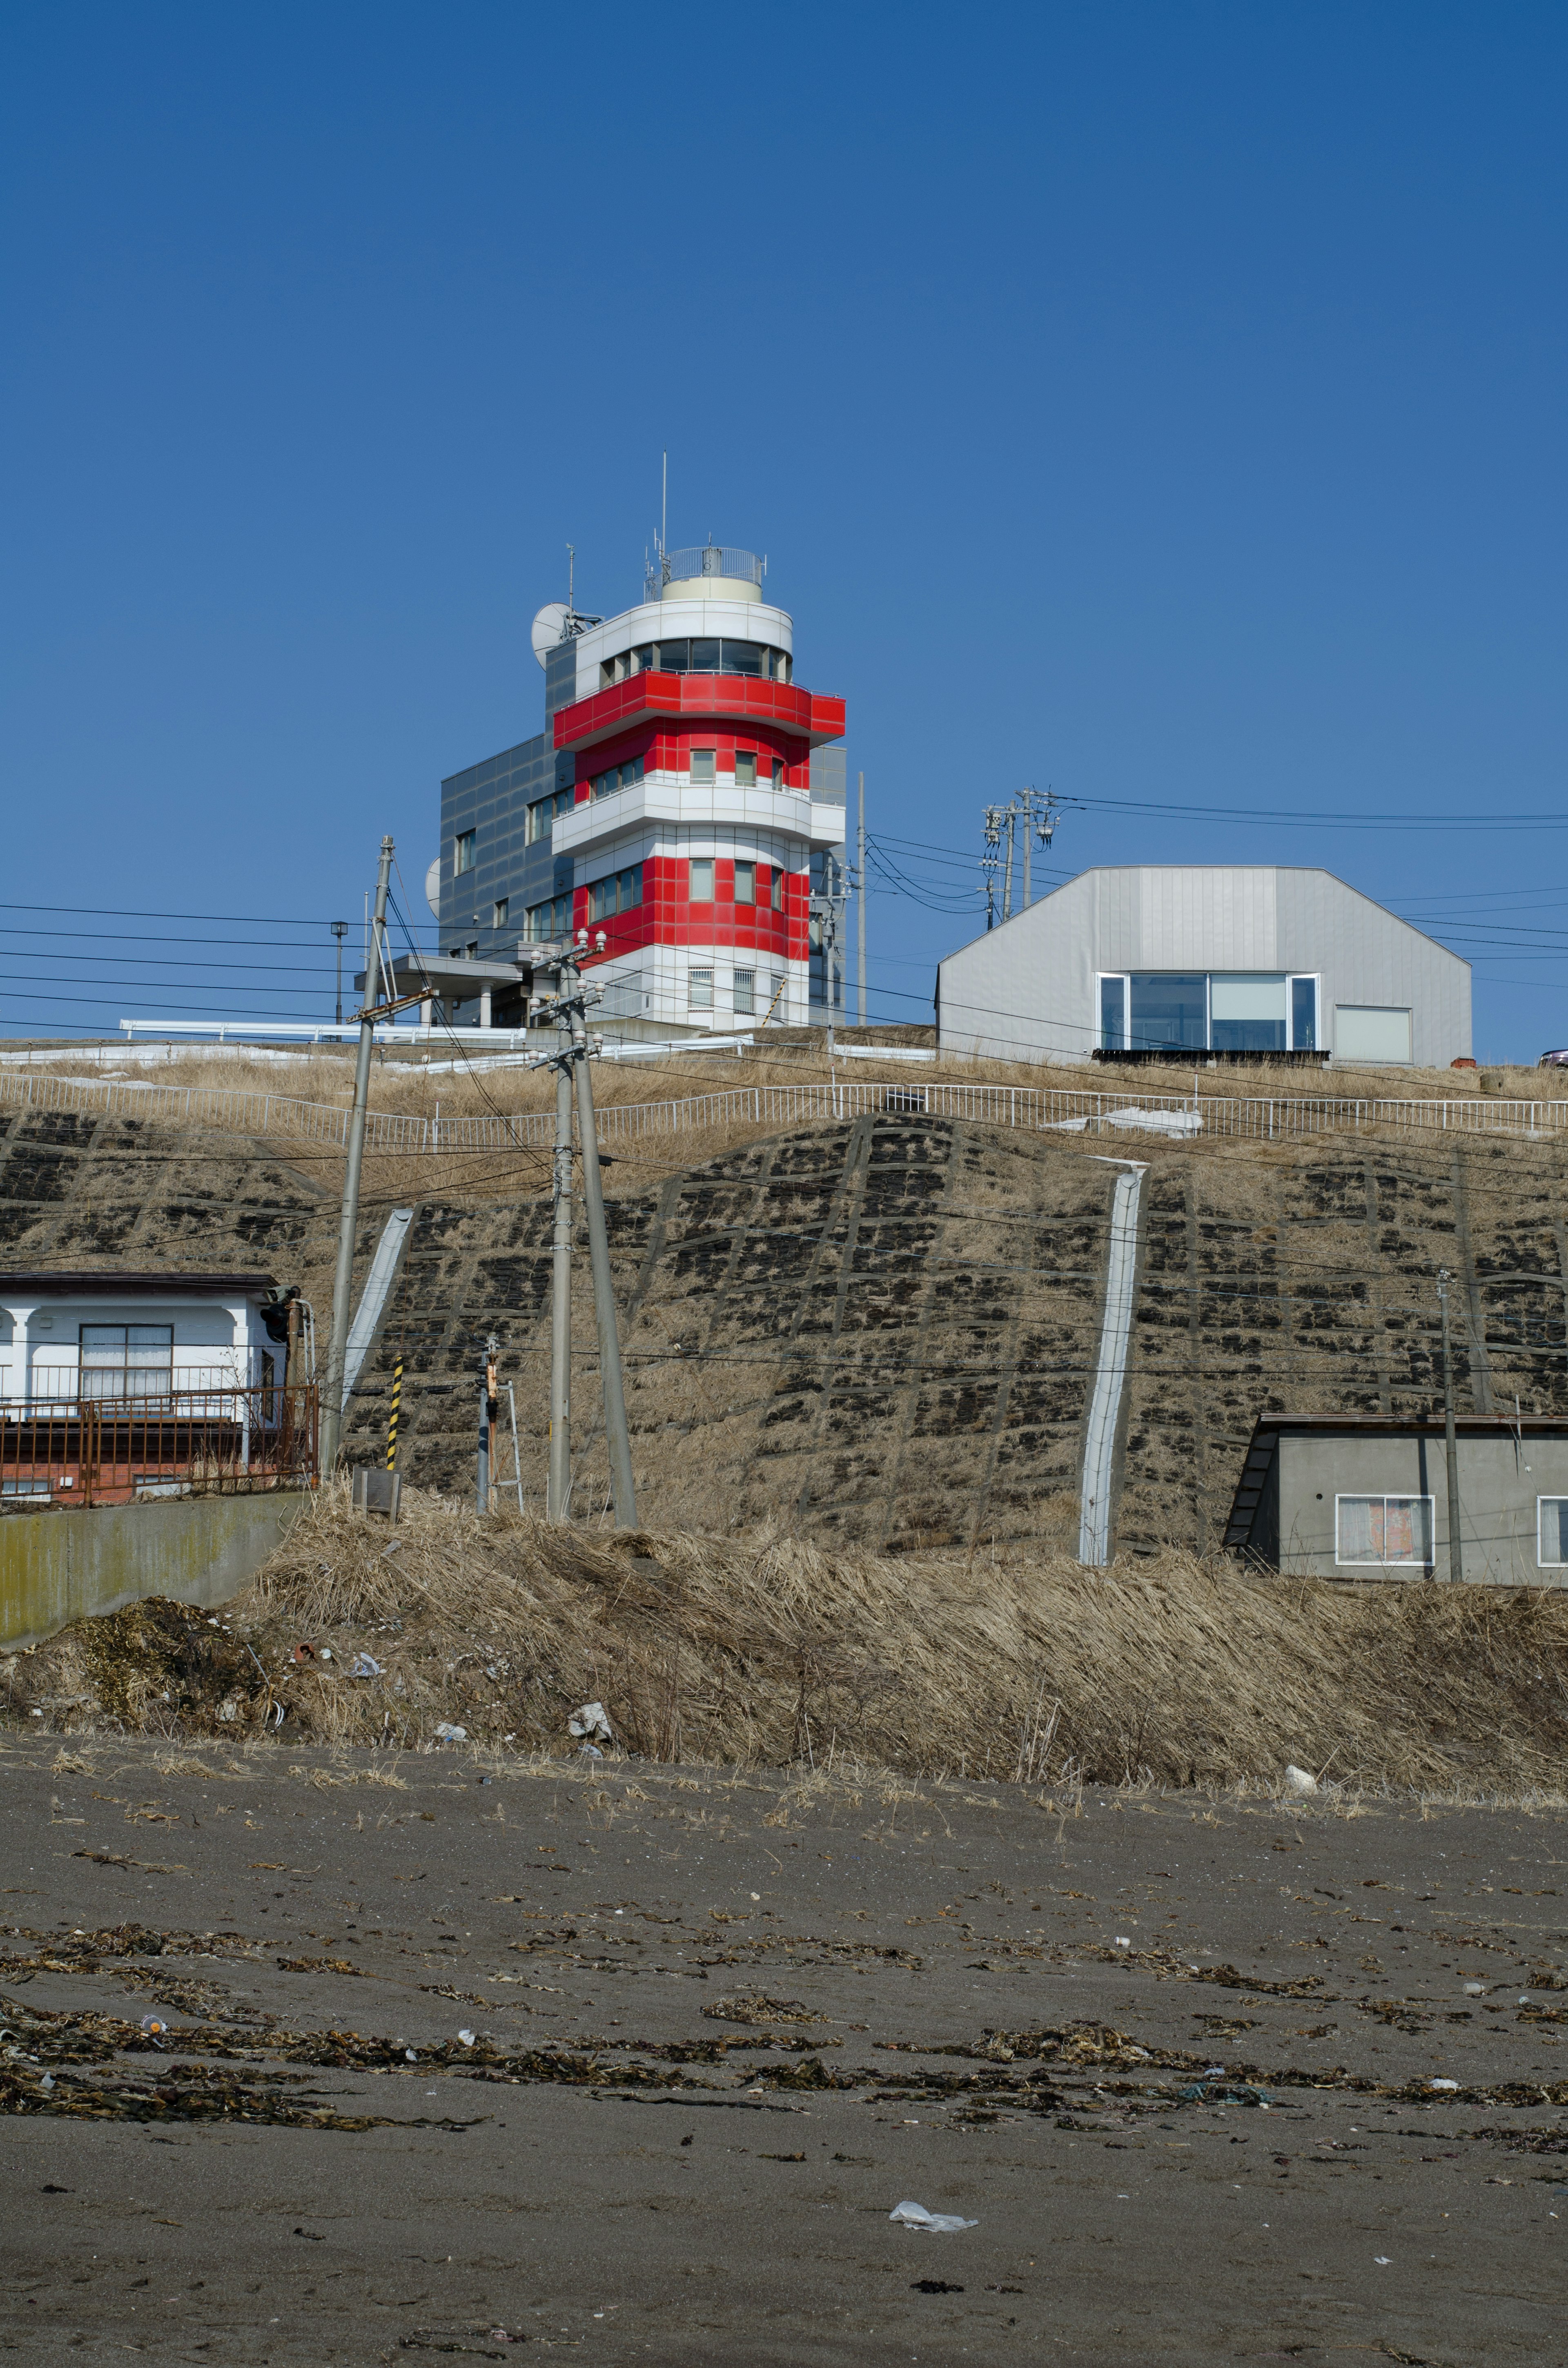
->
<box><xmin>0</xmin><ymin>1384</ymin><xmax>318</xmax><ymax>1507</ymax></box>
<box><xmin>4</xmin><ymin>1060</ymin><xmax>1568</xmax><ymax>1159</ymax></box>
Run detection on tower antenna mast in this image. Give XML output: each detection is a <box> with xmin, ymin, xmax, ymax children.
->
<box><xmin>661</xmin><ymin>451</ymin><xmax>667</xmax><ymax>565</ymax></box>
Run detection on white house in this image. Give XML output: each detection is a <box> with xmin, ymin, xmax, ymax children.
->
<box><xmin>0</xmin><ymin>1272</ymin><xmax>295</xmax><ymax>1407</ymax></box>
<box><xmin>935</xmin><ymin>866</ymin><xmax>1472</xmax><ymax>1068</ymax></box>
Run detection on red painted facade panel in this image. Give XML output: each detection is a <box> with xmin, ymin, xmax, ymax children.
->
<box><xmin>553</xmin><ymin>670</ymin><xmax>845</xmax><ymax>755</ymax></box>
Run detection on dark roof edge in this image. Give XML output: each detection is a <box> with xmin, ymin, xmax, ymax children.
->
<box><xmin>0</xmin><ymin>1272</ymin><xmax>278</xmax><ymax>1295</ymax></box>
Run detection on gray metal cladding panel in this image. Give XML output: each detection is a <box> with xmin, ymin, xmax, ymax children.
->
<box><xmin>936</xmin><ymin>865</ymin><xmax>1472</xmax><ymax>1066</ymax></box>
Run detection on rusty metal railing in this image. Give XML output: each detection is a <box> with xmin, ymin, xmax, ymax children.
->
<box><xmin>0</xmin><ymin>1384</ymin><xmax>318</xmax><ymax>1508</ymax></box>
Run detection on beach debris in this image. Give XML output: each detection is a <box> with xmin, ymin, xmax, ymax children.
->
<box><xmin>458</xmin><ymin>2030</ymin><xmax>475</xmax><ymax>2047</ymax></box>
<box><xmin>577</xmin><ymin>1744</ymin><xmax>604</xmax><ymax>1761</ymax></box>
<box><xmin>433</xmin><ymin>1723</ymin><xmax>468</xmax><ymax>1743</ymax></box>
<box><xmin>216</xmin><ymin>1699</ymin><xmax>240</xmax><ymax>1722</ymax></box>
<box><xmin>568</xmin><ymin>1701</ymin><xmax>613</xmax><ymax>1747</ymax></box>
<box><xmin>1283</xmin><ymin>1765</ymin><xmax>1319</xmax><ymax>1797</ymax></box>
<box><xmin>1427</xmin><ymin>2078</ymin><xmax>1459</xmax><ymax>2092</ymax></box>
<box><xmin>889</xmin><ymin>2201</ymin><xmax>978</xmax><ymax>2234</ymax></box>
<box><xmin>139</xmin><ymin>2015</ymin><xmax>170</xmax><ymax>2041</ymax></box>
<box><xmin>1114</xmin><ymin>1935</ymin><xmax>1131</xmax><ymax>1947</ymax></box>
<box><xmin>350</xmin><ymin>1653</ymin><xmax>384</xmax><ymax>1679</ymax></box>
<box><xmin>1463</xmin><ymin>1982</ymin><xmax>1486</xmax><ymax>1996</ymax></box>
<box><xmin>291</xmin><ymin>1643</ymin><xmax>318</xmax><ymax>1665</ymax></box>
<box><xmin>911</xmin><ymin>2279</ymin><xmax>965</xmax><ymax>2293</ymax></box>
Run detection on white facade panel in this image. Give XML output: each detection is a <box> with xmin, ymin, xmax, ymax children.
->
<box><xmin>936</xmin><ymin>866</ymin><xmax>1471</xmax><ymax>1069</ymax></box>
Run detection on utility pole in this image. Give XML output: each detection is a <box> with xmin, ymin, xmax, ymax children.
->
<box><xmin>811</xmin><ymin>858</ymin><xmax>845</xmax><ymax>1057</ymax></box>
<box><xmin>982</xmin><ymin>805</ymin><xmax>1003</xmax><ymax>930</ymax></box>
<box><xmin>331</xmin><ymin>921</ymin><xmax>349</xmax><ymax>1026</ymax></box>
<box><xmin>569</xmin><ymin>975</ymin><xmax>637</xmax><ymax>1527</ymax></box>
<box><xmin>856</xmin><ymin>772</ymin><xmax>867</xmax><ymax>1028</ymax></box>
<box><xmin>1437</xmin><ymin>1268</ymin><xmax>1463</xmax><ymax>1581</ymax></box>
<box><xmin>548</xmin><ymin>958</ymin><xmax>575</xmax><ymax>1521</ymax></box>
<box><xmin>982</xmin><ymin>790</ymin><xmax>1060</xmax><ymax>929</ymax></box>
<box><xmin>1001</xmin><ymin>807</ymin><xmax>1016</xmax><ymax>922</ymax></box>
<box><xmin>322</xmin><ymin>835</ymin><xmax>394</xmax><ymax>1474</ymax></box>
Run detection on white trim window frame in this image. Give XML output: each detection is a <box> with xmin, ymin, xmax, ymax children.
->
<box><xmin>1287</xmin><ymin>974</ymin><xmax>1321</xmax><ymax>1054</ymax></box>
<box><xmin>1537</xmin><ymin>1495</ymin><xmax>1568</xmax><ymax>1568</ymax></box>
<box><xmin>1334</xmin><ymin>1491</ymin><xmax>1435</xmax><ymax>1568</ymax></box>
<box><xmin>1097</xmin><ymin>972</ymin><xmax>1129</xmax><ymax>1052</ymax></box>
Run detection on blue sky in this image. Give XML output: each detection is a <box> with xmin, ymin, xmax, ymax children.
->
<box><xmin>4</xmin><ymin>2</ymin><xmax>1565</xmax><ymax>1055</ymax></box>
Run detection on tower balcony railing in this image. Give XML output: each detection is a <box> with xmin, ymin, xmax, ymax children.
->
<box><xmin>646</xmin><ymin>546</ymin><xmax>765</xmax><ymax>598</ymax></box>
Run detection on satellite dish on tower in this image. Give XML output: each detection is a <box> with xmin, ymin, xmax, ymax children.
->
<box><xmin>531</xmin><ymin>602</ymin><xmax>570</xmax><ymax>669</ymax></box>
<box><xmin>425</xmin><ymin>857</ymin><xmax>441</xmax><ymax>916</ymax></box>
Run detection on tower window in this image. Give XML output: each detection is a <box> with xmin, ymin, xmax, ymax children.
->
<box><xmin>690</xmin><ymin>749</ymin><xmax>716</xmax><ymax>785</ymax></box>
<box><xmin>492</xmin><ymin>900</ymin><xmax>509</xmax><ymax>930</ymax></box>
<box><xmin>733</xmin><ymin>861</ymin><xmax>755</xmax><ymax>905</ymax></box>
<box><xmin>454</xmin><ymin>829</ymin><xmax>475</xmax><ymax>875</ymax></box>
<box><xmin>733</xmin><ymin>968</ymin><xmax>756</xmax><ymax>1015</ymax></box>
<box><xmin>735</xmin><ymin>750</ymin><xmax>757</xmax><ymax>788</ymax></box>
<box><xmin>688</xmin><ymin>967</ymin><xmax>714</xmax><ymax>1009</ymax></box>
<box><xmin>688</xmin><ymin>858</ymin><xmax>715</xmax><ymax>902</ymax></box>
<box><xmin>771</xmin><ymin>868</ymin><xmax>784</xmax><ymax>911</ymax></box>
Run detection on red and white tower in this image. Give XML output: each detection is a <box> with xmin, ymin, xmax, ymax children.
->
<box><xmin>543</xmin><ymin>545</ymin><xmax>846</xmax><ymax>1031</ymax></box>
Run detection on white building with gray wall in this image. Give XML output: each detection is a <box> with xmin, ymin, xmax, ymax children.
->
<box><xmin>935</xmin><ymin>865</ymin><xmax>1471</xmax><ymax>1068</ymax></box>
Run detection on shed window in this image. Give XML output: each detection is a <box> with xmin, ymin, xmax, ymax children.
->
<box><xmin>1539</xmin><ymin>1498</ymin><xmax>1568</xmax><ymax>1568</ymax></box>
<box><xmin>80</xmin><ymin>1324</ymin><xmax>174</xmax><ymax>1401</ymax></box>
<box><xmin>1335</xmin><ymin>1494</ymin><xmax>1434</xmax><ymax>1567</ymax></box>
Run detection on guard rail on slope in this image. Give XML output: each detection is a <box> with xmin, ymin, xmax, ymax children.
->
<box><xmin>4</xmin><ymin>1064</ymin><xmax>1568</xmax><ymax>1155</ymax></box>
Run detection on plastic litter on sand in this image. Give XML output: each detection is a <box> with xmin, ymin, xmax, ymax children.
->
<box><xmin>1427</xmin><ymin>2078</ymin><xmax>1459</xmax><ymax>2092</ymax></box>
<box><xmin>350</xmin><ymin>1652</ymin><xmax>384</xmax><ymax>1679</ymax></box>
<box><xmin>889</xmin><ymin>2201</ymin><xmax>978</xmax><ymax>2234</ymax></box>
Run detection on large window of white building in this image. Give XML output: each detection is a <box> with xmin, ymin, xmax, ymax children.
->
<box><xmin>1098</xmin><ymin>972</ymin><xmax>1319</xmax><ymax>1054</ymax></box>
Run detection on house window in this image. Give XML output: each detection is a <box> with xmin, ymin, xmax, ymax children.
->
<box><xmin>80</xmin><ymin>1324</ymin><xmax>174</xmax><ymax>1403</ymax></box>
<box><xmin>1210</xmin><ymin>974</ymin><xmax>1286</xmax><ymax>1054</ymax></box>
<box><xmin>492</xmin><ymin>900</ymin><xmax>509</xmax><ymax>931</ymax></box>
<box><xmin>1099</xmin><ymin>975</ymin><xmax>1127</xmax><ymax>1052</ymax></box>
<box><xmin>1097</xmin><ymin>970</ymin><xmax>1325</xmax><ymax>1053</ymax></box>
<box><xmin>1539</xmin><ymin>1499</ymin><xmax>1568</xmax><ymax>1567</ymax></box>
<box><xmin>688</xmin><ymin>858</ymin><xmax>715</xmax><ymax>902</ymax></box>
<box><xmin>589</xmin><ymin>864</ymin><xmax>644</xmax><ymax>923</ymax></box>
<box><xmin>734</xmin><ymin>861</ymin><xmax>756</xmax><ymax>905</ymax></box>
<box><xmin>690</xmin><ymin>749</ymin><xmax>716</xmax><ymax>785</ymax></box>
<box><xmin>454</xmin><ymin>829</ymin><xmax>475</xmax><ymax>875</ymax></box>
<box><xmin>1336</xmin><ymin>1005</ymin><xmax>1413</xmax><ymax>1064</ymax></box>
<box><xmin>771</xmin><ymin>867</ymin><xmax>784</xmax><ymax>911</ymax></box>
<box><xmin>688</xmin><ymin>966</ymin><xmax>714</xmax><ymax>1009</ymax></box>
<box><xmin>1335</xmin><ymin>1494</ymin><xmax>1434</xmax><ymax>1567</ymax></box>
<box><xmin>527</xmin><ymin>789</ymin><xmax>573</xmax><ymax>843</ymax></box>
<box><xmin>733</xmin><ymin>968</ymin><xmax>756</xmax><ymax>1014</ymax></box>
<box><xmin>526</xmin><ymin>895</ymin><xmax>572</xmax><ymax>943</ymax></box>
<box><xmin>735</xmin><ymin>751</ymin><xmax>757</xmax><ymax>788</ymax></box>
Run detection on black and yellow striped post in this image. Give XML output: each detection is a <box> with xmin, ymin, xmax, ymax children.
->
<box><xmin>387</xmin><ymin>1356</ymin><xmax>403</xmax><ymax>1471</ymax></box>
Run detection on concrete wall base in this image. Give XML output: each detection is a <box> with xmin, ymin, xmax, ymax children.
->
<box><xmin>0</xmin><ymin>1492</ymin><xmax>311</xmax><ymax>1649</ymax></box>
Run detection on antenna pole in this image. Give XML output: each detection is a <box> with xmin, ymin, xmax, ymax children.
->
<box><xmin>567</xmin><ymin>543</ymin><xmax>575</xmax><ymax>616</ymax></box>
<box><xmin>322</xmin><ymin>834</ymin><xmax>394</xmax><ymax>1476</ymax></box>
<box><xmin>856</xmin><ymin>771</ymin><xmax>867</xmax><ymax>1028</ymax></box>
<box><xmin>661</xmin><ymin>453</ymin><xmax>667</xmax><ymax>559</ymax></box>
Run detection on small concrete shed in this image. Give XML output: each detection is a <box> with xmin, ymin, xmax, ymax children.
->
<box><xmin>1224</xmin><ymin>1413</ymin><xmax>1568</xmax><ymax>1585</ymax></box>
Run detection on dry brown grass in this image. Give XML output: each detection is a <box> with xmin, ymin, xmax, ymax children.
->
<box><xmin>10</xmin><ymin>1482</ymin><xmax>1568</xmax><ymax>1796</ymax></box>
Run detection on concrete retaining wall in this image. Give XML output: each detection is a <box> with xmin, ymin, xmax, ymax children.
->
<box><xmin>0</xmin><ymin>1492</ymin><xmax>311</xmax><ymax>1649</ymax></box>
